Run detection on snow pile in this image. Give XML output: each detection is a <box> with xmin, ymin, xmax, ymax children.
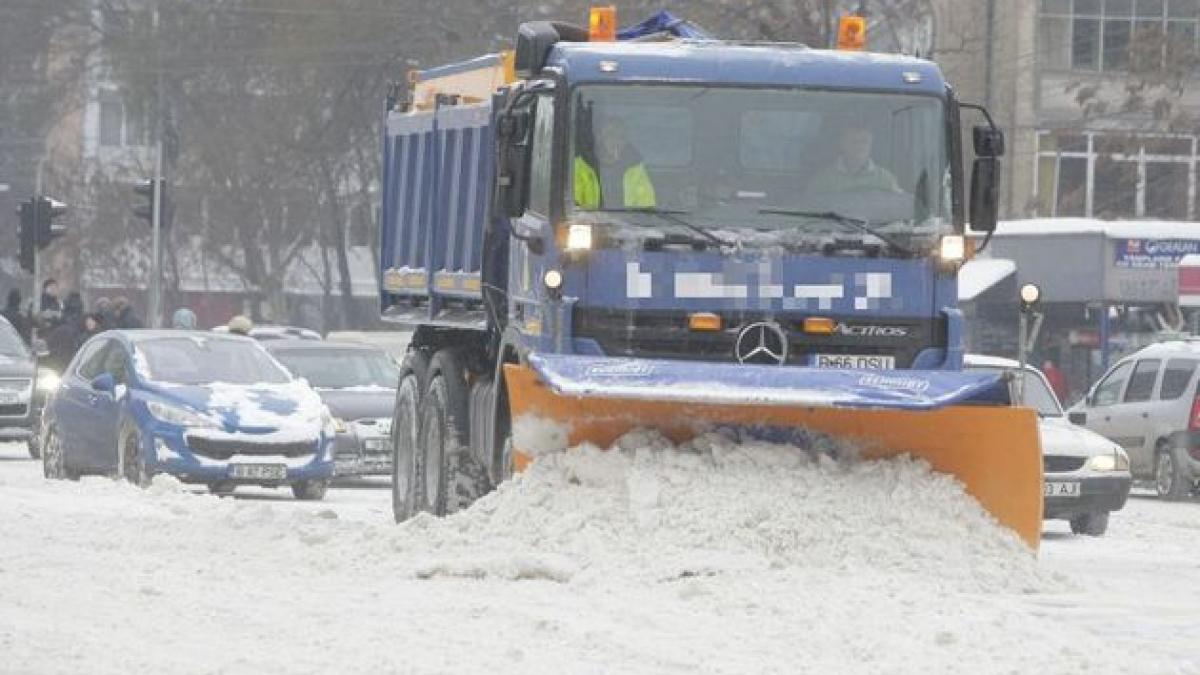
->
<box><xmin>405</xmin><ymin>429</ymin><xmax>1048</xmax><ymax>593</ymax></box>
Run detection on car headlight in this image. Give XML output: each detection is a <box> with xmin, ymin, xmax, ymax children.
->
<box><xmin>36</xmin><ymin>368</ymin><xmax>60</xmax><ymax>393</ymax></box>
<box><xmin>146</xmin><ymin>400</ymin><xmax>218</xmax><ymax>428</ymax></box>
<box><xmin>1087</xmin><ymin>450</ymin><xmax>1129</xmax><ymax>472</ymax></box>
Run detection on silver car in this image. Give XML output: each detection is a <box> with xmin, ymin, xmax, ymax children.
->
<box><xmin>1069</xmin><ymin>339</ymin><xmax>1200</xmax><ymax>500</ymax></box>
<box><xmin>966</xmin><ymin>354</ymin><xmax>1132</xmax><ymax>536</ymax></box>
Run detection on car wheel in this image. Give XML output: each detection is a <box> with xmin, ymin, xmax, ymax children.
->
<box><xmin>1155</xmin><ymin>445</ymin><xmax>1192</xmax><ymax>501</ymax></box>
<box><xmin>1069</xmin><ymin>511</ymin><xmax>1109</xmax><ymax>536</ymax></box>
<box><xmin>41</xmin><ymin>427</ymin><xmax>73</xmax><ymax>480</ymax></box>
<box><xmin>291</xmin><ymin>479</ymin><xmax>328</xmax><ymax>501</ymax></box>
<box><xmin>415</xmin><ymin>349</ymin><xmax>488</xmax><ymax>517</ymax></box>
<box><xmin>119</xmin><ymin>423</ymin><xmax>151</xmax><ymax>488</ymax></box>
<box><xmin>391</xmin><ymin>350</ymin><xmax>429</xmax><ymax>523</ymax></box>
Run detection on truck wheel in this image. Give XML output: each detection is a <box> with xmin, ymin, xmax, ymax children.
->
<box><xmin>27</xmin><ymin>436</ymin><xmax>40</xmax><ymax>459</ymax></box>
<box><xmin>1069</xmin><ymin>512</ymin><xmax>1109</xmax><ymax>536</ymax></box>
<box><xmin>1155</xmin><ymin>445</ymin><xmax>1192</xmax><ymax>501</ymax></box>
<box><xmin>415</xmin><ymin>349</ymin><xmax>488</xmax><ymax>517</ymax></box>
<box><xmin>391</xmin><ymin>351</ymin><xmax>429</xmax><ymax>523</ymax></box>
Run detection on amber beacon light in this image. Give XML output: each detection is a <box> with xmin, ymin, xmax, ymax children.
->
<box><xmin>837</xmin><ymin>15</ymin><xmax>867</xmax><ymax>51</ymax></box>
<box><xmin>589</xmin><ymin>6</ymin><xmax>617</xmax><ymax>41</ymax></box>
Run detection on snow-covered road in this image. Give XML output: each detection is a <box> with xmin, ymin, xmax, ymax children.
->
<box><xmin>0</xmin><ymin>438</ymin><xmax>1197</xmax><ymax>675</ymax></box>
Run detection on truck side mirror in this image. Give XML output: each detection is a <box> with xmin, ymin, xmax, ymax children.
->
<box><xmin>496</xmin><ymin>107</ymin><xmax>533</xmax><ymax>218</ymax></box>
<box><xmin>969</xmin><ymin>156</ymin><xmax>1000</xmax><ymax>233</ymax></box>
<box><xmin>973</xmin><ymin>125</ymin><xmax>1005</xmax><ymax>157</ymax></box>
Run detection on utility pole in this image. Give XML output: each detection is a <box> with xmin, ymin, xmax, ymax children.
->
<box><xmin>149</xmin><ymin>0</ymin><xmax>165</xmax><ymax>328</ymax></box>
<box><xmin>31</xmin><ymin>157</ymin><xmax>46</xmax><ymax>325</ymax></box>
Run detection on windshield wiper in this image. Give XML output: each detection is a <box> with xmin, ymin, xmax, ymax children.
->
<box><xmin>758</xmin><ymin>209</ymin><xmax>916</xmax><ymax>257</ymax></box>
<box><xmin>596</xmin><ymin>207</ymin><xmax>734</xmax><ymax>248</ymax></box>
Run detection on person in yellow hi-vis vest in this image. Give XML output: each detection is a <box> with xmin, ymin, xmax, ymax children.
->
<box><xmin>574</xmin><ymin>116</ymin><xmax>656</xmax><ymax>209</ymax></box>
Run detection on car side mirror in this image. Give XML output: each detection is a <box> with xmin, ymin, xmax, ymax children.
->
<box><xmin>90</xmin><ymin>373</ymin><xmax>115</xmax><ymax>394</ymax></box>
<box><xmin>969</xmin><ymin>156</ymin><xmax>1000</xmax><ymax>233</ymax></box>
<box><xmin>32</xmin><ymin>338</ymin><xmax>49</xmax><ymax>358</ymax></box>
<box><xmin>1068</xmin><ymin>411</ymin><xmax>1087</xmax><ymax>425</ymax></box>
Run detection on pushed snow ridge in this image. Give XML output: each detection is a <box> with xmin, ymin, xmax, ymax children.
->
<box><xmin>409</xmin><ymin>428</ymin><xmax>1048</xmax><ymax>594</ymax></box>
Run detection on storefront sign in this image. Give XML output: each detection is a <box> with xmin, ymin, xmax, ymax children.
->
<box><xmin>1114</xmin><ymin>238</ymin><xmax>1200</xmax><ymax>268</ymax></box>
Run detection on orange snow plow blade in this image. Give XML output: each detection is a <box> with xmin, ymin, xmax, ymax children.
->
<box><xmin>504</xmin><ymin>363</ymin><xmax>1044</xmax><ymax>551</ymax></box>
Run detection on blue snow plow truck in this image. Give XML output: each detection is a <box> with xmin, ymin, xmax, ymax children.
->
<box><xmin>379</xmin><ymin>9</ymin><xmax>1044</xmax><ymax>549</ymax></box>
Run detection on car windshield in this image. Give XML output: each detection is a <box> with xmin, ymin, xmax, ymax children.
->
<box><xmin>569</xmin><ymin>84</ymin><xmax>952</xmax><ymax>254</ymax></box>
<box><xmin>970</xmin><ymin>365</ymin><xmax>1063</xmax><ymax>417</ymax></box>
<box><xmin>271</xmin><ymin>349</ymin><xmax>399</xmax><ymax>389</ymax></box>
<box><xmin>136</xmin><ymin>337</ymin><xmax>291</xmax><ymax>385</ymax></box>
<box><xmin>0</xmin><ymin>322</ymin><xmax>28</xmax><ymax>359</ymax></box>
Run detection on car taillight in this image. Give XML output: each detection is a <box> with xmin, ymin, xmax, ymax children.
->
<box><xmin>1190</xmin><ymin>395</ymin><xmax>1200</xmax><ymax>432</ymax></box>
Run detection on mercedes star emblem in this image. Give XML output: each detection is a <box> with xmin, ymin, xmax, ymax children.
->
<box><xmin>735</xmin><ymin>321</ymin><xmax>788</xmax><ymax>365</ymax></box>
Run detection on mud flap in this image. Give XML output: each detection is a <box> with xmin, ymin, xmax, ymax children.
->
<box><xmin>504</xmin><ymin>355</ymin><xmax>1043</xmax><ymax>551</ymax></box>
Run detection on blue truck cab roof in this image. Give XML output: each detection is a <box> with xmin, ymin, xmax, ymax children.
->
<box><xmin>545</xmin><ymin>40</ymin><xmax>947</xmax><ymax>96</ymax></box>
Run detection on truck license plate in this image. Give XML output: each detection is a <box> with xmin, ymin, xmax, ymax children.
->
<box><xmin>815</xmin><ymin>354</ymin><xmax>895</xmax><ymax>369</ymax></box>
<box><xmin>230</xmin><ymin>464</ymin><xmax>287</xmax><ymax>480</ymax></box>
<box><xmin>1044</xmin><ymin>481</ymin><xmax>1080</xmax><ymax>498</ymax></box>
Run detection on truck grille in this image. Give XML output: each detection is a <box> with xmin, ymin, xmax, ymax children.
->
<box><xmin>1043</xmin><ymin>456</ymin><xmax>1086</xmax><ymax>473</ymax></box>
<box><xmin>573</xmin><ymin>308</ymin><xmax>944</xmax><ymax>368</ymax></box>
<box><xmin>0</xmin><ymin>404</ymin><xmax>28</xmax><ymax>417</ymax></box>
<box><xmin>186</xmin><ymin>436</ymin><xmax>317</xmax><ymax>460</ymax></box>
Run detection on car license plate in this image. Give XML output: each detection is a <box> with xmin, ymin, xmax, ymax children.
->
<box><xmin>1044</xmin><ymin>481</ymin><xmax>1081</xmax><ymax>498</ymax></box>
<box><xmin>815</xmin><ymin>354</ymin><xmax>895</xmax><ymax>369</ymax></box>
<box><xmin>229</xmin><ymin>464</ymin><xmax>287</xmax><ymax>480</ymax></box>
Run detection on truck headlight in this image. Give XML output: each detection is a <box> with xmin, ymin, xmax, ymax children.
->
<box><xmin>566</xmin><ymin>223</ymin><xmax>593</xmax><ymax>251</ymax></box>
<box><xmin>939</xmin><ymin>234</ymin><xmax>966</xmax><ymax>262</ymax></box>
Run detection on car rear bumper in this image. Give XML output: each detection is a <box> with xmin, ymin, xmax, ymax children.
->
<box><xmin>1043</xmin><ymin>473</ymin><xmax>1132</xmax><ymax>520</ymax></box>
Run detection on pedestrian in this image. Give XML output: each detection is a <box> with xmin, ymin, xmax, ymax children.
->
<box><xmin>111</xmin><ymin>297</ymin><xmax>143</xmax><ymax>329</ymax></box>
<box><xmin>74</xmin><ymin>313</ymin><xmax>103</xmax><ymax>353</ymax></box>
<box><xmin>2</xmin><ymin>289</ymin><xmax>30</xmax><ymax>344</ymax></box>
<box><xmin>227</xmin><ymin>314</ymin><xmax>253</xmax><ymax>336</ymax></box>
<box><xmin>94</xmin><ymin>297</ymin><xmax>115</xmax><ymax>329</ymax></box>
<box><xmin>1042</xmin><ymin>359</ymin><xmax>1069</xmax><ymax>403</ymax></box>
<box><xmin>171</xmin><ymin>307</ymin><xmax>197</xmax><ymax>330</ymax></box>
<box><xmin>38</xmin><ymin>279</ymin><xmax>62</xmax><ymax>329</ymax></box>
<box><xmin>44</xmin><ymin>311</ymin><xmax>84</xmax><ymax>373</ymax></box>
<box><xmin>60</xmin><ymin>292</ymin><xmax>83</xmax><ymax>327</ymax></box>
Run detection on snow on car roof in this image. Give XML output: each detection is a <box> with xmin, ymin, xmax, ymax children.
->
<box><xmin>1125</xmin><ymin>339</ymin><xmax>1200</xmax><ymax>358</ymax></box>
<box><xmin>992</xmin><ymin>218</ymin><xmax>1200</xmax><ymax>240</ymax></box>
<box><xmin>957</xmin><ymin>258</ymin><xmax>1016</xmax><ymax>302</ymax></box>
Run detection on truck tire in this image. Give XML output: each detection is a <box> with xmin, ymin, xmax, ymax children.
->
<box><xmin>414</xmin><ymin>349</ymin><xmax>488</xmax><ymax>517</ymax></box>
<box><xmin>392</xmin><ymin>350</ymin><xmax>430</xmax><ymax>522</ymax></box>
<box><xmin>291</xmin><ymin>479</ymin><xmax>329</xmax><ymax>501</ymax></box>
<box><xmin>1069</xmin><ymin>511</ymin><xmax>1109</xmax><ymax>536</ymax></box>
<box><xmin>1155</xmin><ymin>444</ymin><xmax>1193</xmax><ymax>501</ymax></box>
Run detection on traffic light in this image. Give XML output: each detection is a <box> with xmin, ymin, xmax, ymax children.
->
<box><xmin>17</xmin><ymin>200</ymin><xmax>35</xmax><ymax>273</ymax></box>
<box><xmin>14</xmin><ymin>196</ymin><xmax>67</xmax><ymax>273</ymax></box>
<box><xmin>34</xmin><ymin>196</ymin><xmax>67</xmax><ymax>247</ymax></box>
<box><xmin>132</xmin><ymin>178</ymin><xmax>169</xmax><ymax>227</ymax></box>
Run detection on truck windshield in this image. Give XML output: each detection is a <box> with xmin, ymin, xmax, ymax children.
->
<box><xmin>569</xmin><ymin>84</ymin><xmax>952</xmax><ymax>253</ymax></box>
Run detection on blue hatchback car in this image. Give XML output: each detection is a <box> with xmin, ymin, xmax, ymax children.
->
<box><xmin>40</xmin><ymin>331</ymin><xmax>336</xmax><ymax>499</ymax></box>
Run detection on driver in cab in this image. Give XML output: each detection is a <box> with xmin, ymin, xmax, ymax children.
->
<box><xmin>803</xmin><ymin>124</ymin><xmax>900</xmax><ymax>198</ymax></box>
<box><xmin>574</xmin><ymin>115</ymin><xmax>657</xmax><ymax>210</ymax></box>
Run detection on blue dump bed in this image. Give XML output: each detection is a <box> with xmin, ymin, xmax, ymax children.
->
<box><xmin>378</xmin><ymin>93</ymin><xmax>494</xmax><ymax>326</ymax></box>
